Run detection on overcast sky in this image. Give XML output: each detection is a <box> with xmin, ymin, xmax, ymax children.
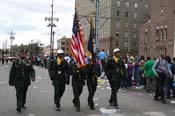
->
<box><xmin>0</xmin><ymin>0</ymin><xmax>75</xmax><ymax>48</ymax></box>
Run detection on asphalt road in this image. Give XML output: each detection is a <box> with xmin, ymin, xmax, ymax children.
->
<box><xmin>0</xmin><ymin>62</ymin><xmax>175</xmax><ymax>116</ymax></box>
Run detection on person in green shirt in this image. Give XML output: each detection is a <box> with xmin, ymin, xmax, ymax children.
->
<box><xmin>144</xmin><ymin>57</ymin><xmax>155</xmax><ymax>93</ymax></box>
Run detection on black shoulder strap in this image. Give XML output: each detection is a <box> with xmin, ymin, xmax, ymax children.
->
<box><xmin>155</xmin><ymin>59</ymin><xmax>160</xmax><ymax>69</ymax></box>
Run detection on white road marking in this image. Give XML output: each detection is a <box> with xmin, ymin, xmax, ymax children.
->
<box><xmin>0</xmin><ymin>82</ymin><xmax>5</xmax><ymax>84</ymax></box>
<box><xmin>36</xmin><ymin>76</ymin><xmax>42</xmax><ymax>80</ymax></box>
<box><xmin>33</xmin><ymin>86</ymin><xmax>38</xmax><ymax>89</ymax></box>
<box><xmin>143</xmin><ymin>112</ymin><xmax>167</xmax><ymax>116</ymax></box>
<box><xmin>94</xmin><ymin>98</ymin><xmax>99</xmax><ymax>101</ymax></box>
<box><xmin>170</xmin><ymin>100</ymin><xmax>175</xmax><ymax>104</ymax></box>
<box><xmin>107</xmin><ymin>86</ymin><xmax>111</xmax><ymax>90</ymax></box>
<box><xmin>28</xmin><ymin>114</ymin><xmax>35</xmax><ymax>116</ymax></box>
<box><xmin>99</xmin><ymin>108</ymin><xmax>122</xmax><ymax>115</ymax></box>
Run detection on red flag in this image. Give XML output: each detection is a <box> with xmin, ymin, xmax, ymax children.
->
<box><xmin>71</xmin><ymin>9</ymin><xmax>85</xmax><ymax>66</ymax></box>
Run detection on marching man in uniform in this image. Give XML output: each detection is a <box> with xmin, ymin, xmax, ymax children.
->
<box><xmin>48</xmin><ymin>49</ymin><xmax>69</xmax><ymax>111</ymax></box>
<box><xmin>9</xmin><ymin>49</ymin><xmax>35</xmax><ymax>113</ymax></box>
<box><xmin>105</xmin><ymin>48</ymin><xmax>126</xmax><ymax>109</ymax></box>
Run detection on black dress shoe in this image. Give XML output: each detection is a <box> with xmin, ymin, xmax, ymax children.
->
<box><xmin>76</xmin><ymin>107</ymin><xmax>80</xmax><ymax>112</ymax></box>
<box><xmin>110</xmin><ymin>103</ymin><xmax>113</xmax><ymax>106</ymax></box>
<box><xmin>21</xmin><ymin>106</ymin><xmax>27</xmax><ymax>109</ymax></box>
<box><xmin>113</xmin><ymin>106</ymin><xmax>119</xmax><ymax>109</ymax></box>
<box><xmin>161</xmin><ymin>100</ymin><xmax>167</xmax><ymax>104</ymax></box>
<box><xmin>55</xmin><ymin>107</ymin><xmax>61</xmax><ymax>111</ymax></box>
<box><xmin>90</xmin><ymin>106</ymin><xmax>95</xmax><ymax>110</ymax></box>
<box><xmin>16</xmin><ymin>108</ymin><xmax>21</xmax><ymax>113</ymax></box>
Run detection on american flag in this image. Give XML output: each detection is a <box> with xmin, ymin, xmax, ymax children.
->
<box><xmin>71</xmin><ymin>10</ymin><xmax>85</xmax><ymax>66</ymax></box>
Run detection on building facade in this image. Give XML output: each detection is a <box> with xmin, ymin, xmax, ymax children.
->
<box><xmin>139</xmin><ymin>0</ymin><xmax>175</xmax><ymax>58</ymax></box>
<box><xmin>76</xmin><ymin>0</ymin><xmax>149</xmax><ymax>56</ymax></box>
<box><xmin>57</xmin><ymin>36</ymin><xmax>71</xmax><ymax>55</ymax></box>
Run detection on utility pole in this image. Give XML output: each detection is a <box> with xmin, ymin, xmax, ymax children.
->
<box><xmin>89</xmin><ymin>0</ymin><xmax>99</xmax><ymax>58</ymax></box>
<box><xmin>31</xmin><ymin>39</ymin><xmax>33</xmax><ymax>60</ymax></box>
<box><xmin>45</xmin><ymin>0</ymin><xmax>59</xmax><ymax>58</ymax></box>
<box><xmin>95</xmin><ymin>0</ymin><xmax>99</xmax><ymax>51</ymax></box>
<box><xmin>9</xmin><ymin>30</ymin><xmax>15</xmax><ymax>56</ymax></box>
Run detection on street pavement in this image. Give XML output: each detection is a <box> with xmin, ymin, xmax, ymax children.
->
<box><xmin>0</xmin><ymin>62</ymin><xmax>175</xmax><ymax>116</ymax></box>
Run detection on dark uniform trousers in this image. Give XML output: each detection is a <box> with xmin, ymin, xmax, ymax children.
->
<box><xmin>105</xmin><ymin>58</ymin><xmax>126</xmax><ymax>108</ymax></box>
<box><xmin>83</xmin><ymin>62</ymin><xmax>100</xmax><ymax>109</ymax></box>
<box><xmin>48</xmin><ymin>59</ymin><xmax>69</xmax><ymax>108</ymax></box>
<box><xmin>15</xmin><ymin>86</ymin><xmax>28</xmax><ymax>108</ymax></box>
<box><xmin>86</xmin><ymin>76</ymin><xmax>97</xmax><ymax>108</ymax></box>
<box><xmin>72</xmin><ymin>76</ymin><xmax>84</xmax><ymax>108</ymax></box>
<box><xmin>54</xmin><ymin>83</ymin><xmax>65</xmax><ymax>108</ymax></box>
<box><xmin>9</xmin><ymin>58</ymin><xmax>35</xmax><ymax>110</ymax></box>
<box><xmin>109</xmin><ymin>80</ymin><xmax>121</xmax><ymax>107</ymax></box>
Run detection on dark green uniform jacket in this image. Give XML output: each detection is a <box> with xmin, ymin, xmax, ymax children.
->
<box><xmin>9</xmin><ymin>58</ymin><xmax>35</xmax><ymax>87</ymax></box>
<box><xmin>105</xmin><ymin>57</ymin><xmax>126</xmax><ymax>82</ymax></box>
<box><xmin>48</xmin><ymin>59</ymin><xmax>69</xmax><ymax>85</ymax></box>
<box><xmin>70</xmin><ymin>63</ymin><xmax>85</xmax><ymax>87</ymax></box>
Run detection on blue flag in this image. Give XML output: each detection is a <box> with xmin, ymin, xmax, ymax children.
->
<box><xmin>88</xmin><ymin>21</ymin><xmax>95</xmax><ymax>62</ymax></box>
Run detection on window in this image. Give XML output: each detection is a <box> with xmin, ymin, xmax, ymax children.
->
<box><xmin>61</xmin><ymin>47</ymin><xmax>65</xmax><ymax>51</ymax></box>
<box><xmin>160</xmin><ymin>6</ymin><xmax>165</xmax><ymax>15</ymax></box>
<box><xmin>134</xmin><ymin>23</ymin><xmax>137</xmax><ymax>28</ymax></box>
<box><xmin>144</xmin><ymin>48</ymin><xmax>147</xmax><ymax>57</ymax></box>
<box><xmin>160</xmin><ymin>27</ymin><xmax>164</xmax><ymax>41</ymax></box>
<box><xmin>134</xmin><ymin>13</ymin><xmax>138</xmax><ymax>19</ymax></box>
<box><xmin>116</xmin><ymin>41</ymin><xmax>118</xmax><ymax>46</ymax></box>
<box><xmin>125</xmin><ymin>22</ymin><xmax>128</xmax><ymax>27</ymax></box>
<box><xmin>117</xmin><ymin>1</ymin><xmax>120</xmax><ymax>7</ymax></box>
<box><xmin>156</xmin><ymin>27</ymin><xmax>160</xmax><ymax>40</ymax></box>
<box><xmin>164</xmin><ymin>26</ymin><xmax>167</xmax><ymax>40</ymax></box>
<box><xmin>125</xmin><ymin>12</ymin><xmax>129</xmax><ymax>17</ymax></box>
<box><xmin>125</xmin><ymin>2</ymin><xmax>129</xmax><ymax>7</ymax></box>
<box><xmin>134</xmin><ymin>3</ymin><xmax>138</xmax><ymax>8</ymax></box>
<box><xmin>144</xmin><ymin>31</ymin><xmax>148</xmax><ymax>42</ymax></box>
<box><xmin>160</xmin><ymin>48</ymin><xmax>166</xmax><ymax>54</ymax></box>
<box><xmin>133</xmin><ymin>32</ymin><xmax>137</xmax><ymax>38</ymax></box>
<box><xmin>117</xmin><ymin>11</ymin><xmax>120</xmax><ymax>16</ymax></box>
<box><xmin>124</xmin><ymin>41</ymin><xmax>128</xmax><ymax>48</ymax></box>
<box><xmin>133</xmin><ymin>42</ymin><xmax>136</xmax><ymax>48</ymax></box>
<box><xmin>116</xmin><ymin>21</ymin><xmax>120</xmax><ymax>28</ymax></box>
<box><xmin>145</xmin><ymin>4</ymin><xmax>149</xmax><ymax>8</ymax></box>
<box><xmin>125</xmin><ymin>32</ymin><xmax>128</xmax><ymax>38</ymax></box>
<box><xmin>61</xmin><ymin>42</ymin><xmax>65</xmax><ymax>45</ymax></box>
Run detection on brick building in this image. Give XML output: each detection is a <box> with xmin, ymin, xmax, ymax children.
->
<box><xmin>76</xmin><ymin>0</ymin><xmax>149</xmax><ymax>56</ymax></box>
<box><xmin>139</xmin><ymin>0</ymin><xmax>175</xmax><ymax>58</ymax></box>
<box><xmin>57</xmin><ymin>36</ymin><xmax>71</xmax><ymax>55</ymax></box>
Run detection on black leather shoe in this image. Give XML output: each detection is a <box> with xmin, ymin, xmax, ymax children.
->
<box><xmin>55</xmin><ymin>107</ymin><xmax>60</xmax><ymax>111</ymax></box>
<box><xmin>76</xmin><ymin>107</ymin><xmax>80</xmax><ymax>112</ymax></box>
<box><xmin>109</xmin><ymin>102</ymin><xmax>114</xmax><ymax>106</ymax></box>
<box><xmin>21</xmin><ymin>106</ymin><xmax>27</xmax><ymax>109</ymax></box>
<box><xmin>113</xmin><ymin>106</ymin><xmax>119</xmax><ymax>109</ymax></box>
<box><xmin>90</xmin><ymin>106</ymin><xmax>95</xmax><ymax>110</ymax></box>
<box><xmin>16</xmin><ymin>108</ymin><xmax>21</xmax><ymax>113</ymax></box>
<box><xmin>161</xmin><ymin>100</ymin><xmax>167</xmax><ymax>104</ymax></box>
